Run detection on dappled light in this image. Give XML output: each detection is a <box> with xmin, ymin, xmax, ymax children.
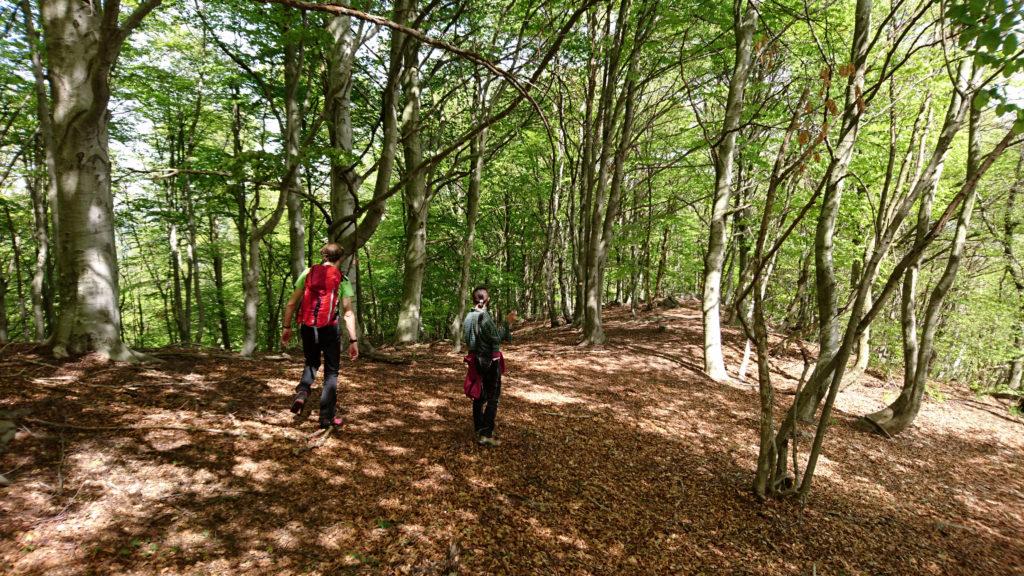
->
<box><xmin>2</xmin><ymin>304</ymin><xmax>1021</xmax><ymax>574</ymax></box>
<box><xmin>2</xmin><ymin>0</ymin><xmax>1024</xmax><ymax>574</ymax></box>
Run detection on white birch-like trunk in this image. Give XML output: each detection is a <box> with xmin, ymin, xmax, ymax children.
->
<box><xmin>702</xmin><ymin>0</ymin><xmax>758</xmax><ymax>379</ymax></box>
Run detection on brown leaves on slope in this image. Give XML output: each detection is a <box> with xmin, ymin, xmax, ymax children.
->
<box><xmin>0</xmin><ymin>304</ymin><xmax>1021</xmax><ymax>575</ymax></box>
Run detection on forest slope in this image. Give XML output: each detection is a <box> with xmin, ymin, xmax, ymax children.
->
<box><xmin>0</xmin><ymin>303</ymin><xmax>1021</xmax><ymax>575</ymax></box>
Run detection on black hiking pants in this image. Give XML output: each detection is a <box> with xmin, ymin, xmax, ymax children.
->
<box><xmin>472</xmin><ymin>356</ymin><xmax>501</xmax><ymax>438</ymax></box>
<box><xmin>296</xmin><ymin>324</ymin><xmax>340</xmax><ymax>429</ymax></box>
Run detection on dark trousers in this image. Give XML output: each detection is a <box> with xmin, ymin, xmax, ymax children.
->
<box><xmin>472</xmin><ymin>357</ymin><xmax>501</xmax><ymax>437</ymax></box>
<box><xmin>295</xmin><ymin>324</ymin><xmax>340</xmax><ymax>429</ymax></box>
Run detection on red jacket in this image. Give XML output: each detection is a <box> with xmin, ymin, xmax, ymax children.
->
<box><xmin>463</xmin><ymin>352</ymin><xmax>505</xmax><ymax>400</ymax></box>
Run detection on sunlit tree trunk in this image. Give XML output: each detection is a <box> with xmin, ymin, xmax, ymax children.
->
<box><xmin>791</xmin><ymin>0</ymin><xmax>871</xmax><ymax>420</ymax></box>
<box><xmin>41</xmin><ymin>0</ymin><xmax>162</xmax><ymax>360</ymax></box>
<box><xmin>866</xmin><ymin>105</ymin><xmax>983</xmax><ymax>436</ymax></box>
<box><xmin>702</xmin><ymin>0</ymin><xmax>757</xmax><ymax>379</ymax></box>
<box><xmin>325</xmin><ymin>5</ymin><xmax>373</xmax><ymax>352</ymax></box>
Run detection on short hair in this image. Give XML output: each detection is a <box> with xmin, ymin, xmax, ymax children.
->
<box><xmin>472</xmin><ymin>285</ymin><xmax>489</xmax><ymax>304</ymax></box>
<box><xmin>321</xmin><ymin>243</ymin><xmax>344</xmax><ymax>263</ymax></box>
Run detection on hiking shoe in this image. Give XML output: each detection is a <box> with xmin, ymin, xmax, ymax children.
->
<box><xmin>320</xmin><ymin>417</ymin><xmax>343</xmax><ymax>430</ymax></box>
<box><xmin>290</xmin><ymin>390</ymin><xmax>308</xmax><ymax>414</ymax></box>
<box><xmin>478</xmin><ymin>436</ymin><xmax>501</xmax><ymax>447</ymax></box>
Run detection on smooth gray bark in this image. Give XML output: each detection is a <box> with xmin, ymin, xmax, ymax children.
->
<box><xmin>284</xmin><ymin>17</ymin><xmax>306</xmax><ymax>281</ymax></box>
<box><xmin>866</xmin><ymin>104</ymin><xmax>983</xmax><ymax>436</ymax></box>
<box><xmin>396</xmin><ymin>1</ymin><xmax>428</xmax><ymax>344</ymax></box>
<box><xmin>702</xmin><ymin>0</ymin><xmax>758</xmax><ymax>380</ymax></box>
<box><xmin>41</xmin><ymin>0</ymin><xmax>162</xmax><ymax>360</ymax></box>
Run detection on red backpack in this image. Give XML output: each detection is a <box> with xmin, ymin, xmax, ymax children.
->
<box><xmin>298</xmin><ymin>264</ymin><xmax>343</xmax><ymax>328</ymax></box>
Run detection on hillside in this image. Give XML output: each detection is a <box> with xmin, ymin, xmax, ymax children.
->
<box><xmin>1</xmin><ymin>303</ymin><xmax>1021</xmax><ymax>575</ymax></box>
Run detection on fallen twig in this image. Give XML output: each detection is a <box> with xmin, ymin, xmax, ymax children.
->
<box><xmin>20</xmin><ymin>358</ymin><xmax>59</xmax><ymax>369</ymax></box>
<box><xmin>25</xmin><ymin>418</ymin><xmax>245</xmax><ymax>436</ymax></box>
<box><xmin>541</xmin><ymin>411</ymin><xmax>597</xmax><ymax>419</ymax></box>
<box><xmin>583</xmin><ymin>492</ymin><xmax>612</xmax><ymax>512</ymax></box>
<box><xmin>293</xmin><ymin>427</ymin><xmax>332</xmax><ymax>455</ymax></box>
<box><xmin>56</xmin><ymin>427</ymin><xmax>66</xmax><ymax>495</ymax></box>
<box><xmin>362</xmin><ymin>350</ymin><xmax>410</xmax><ymax>365</ymax></box>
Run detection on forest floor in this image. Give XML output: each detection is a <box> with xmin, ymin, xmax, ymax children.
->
<box><xmin>1</xmin><ymin>303</ymin><xmax>1022</xmax><ymax>576</ymax></box>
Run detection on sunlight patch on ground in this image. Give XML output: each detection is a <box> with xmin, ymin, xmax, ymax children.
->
<box><xmin>412</xmin><ymin>463</ymin><xmax>453</xmax><ymax>492</ymax></box>
<box><xmin>508</xmin><ymin>384</ymin><xmax>584</xmax><ymax>406</ymax></box>
<box><xmin>269</xmin><ymin>521</ymin><xmax>308</xmax><ymax>550</ymax></box>
<box><xmin>374</xmin><ymin>441</ymin><xmax>411</xmax><ymax>457</ymax></box>
<box><xmin>361</xmin><ymin>461</ymin><xmax>387</xmax><ymax>478</ymax></box>
<box><xmin>316</xmin><ymin>523</ymin><xmax>356</xmax><ymax>551</ymax></box>
<box><xmin>232</xmin><ymin>455</ymin><xmax>283</xmax><ymax>482</ymax></box>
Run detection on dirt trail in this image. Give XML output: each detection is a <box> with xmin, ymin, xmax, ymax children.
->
<box><xmin>1</xmin><ymin>304</ymin><xmax>1021</xmax><ymax>575</ymax></box>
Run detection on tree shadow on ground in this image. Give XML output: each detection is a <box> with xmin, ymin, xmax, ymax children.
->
<box><xmin>0</xmin><ymin>308</ymin><xmax>1021</xmax><ymax>575</ymax></box>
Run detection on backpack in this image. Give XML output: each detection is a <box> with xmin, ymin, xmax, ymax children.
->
<box><xmin>472</xmin><ymin>311</ymin><xmax>495</xmax><ymax>370</ymax></box>
<box><xmin>298</xmin><ymin>264</ymin><xmax>343</xmax><ymax>328</ymax></box>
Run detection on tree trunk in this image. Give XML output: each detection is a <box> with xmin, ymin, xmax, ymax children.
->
<box><xmin>865</xmin><ymin>105</ymin><xmax>982</xmax><ymax>436</ymax></box>
<box><xmin>284</xmin><ymin>15</ymin><xmax>306</xmax><ymax>281</ymax></box>
<box><xmin>792</xmin><ymin>0</ymin><xmax>872</xmax><ymax>420</ymax></box>
<box><xmin>999</xmin><ymin>147</ymin><xmax>1024</xmax><ymax>389</ymax></box>
<box><xmin>395</xmin><ymin>3</ymin><xmax>428</xmax><ymax>345</ymax></box>
<box><xmin>169</xmin><ymin>219</ymin><xmax>186</xmax><ymax>344</ymax></box>
<box><xmin>325</xmin><ymin>6</ymin><xmax>373</xmax><ymax>353</ymax></box>
<box><xmin>702</xmin><ymin>0</ymin><xmax>758</xmax><ymax>380</ymax></box>
<box><xmin>1</xmin><ymin>204</ymin><xmax>29</xmax><ymax>340</ymax></box>
<box><xmin>0</xmin><ymin>265</ymin><xmax>9</xmax><ymax>343</ymax></box>
<box><xmin>186</xmin><ymin>185</ymin><xmax>204</xmax><ymax>345</ymax></box>
<box><xmin>209</xmin><ymin>215</ymin><xmax>231</xmax><ymax>349</ymax></box>
<box><xmin>545</xmin><ymin>99</ymin><xmax>565</xmax><ymax>327</ymax></box>
<box><xmin>240</xmin><ymin>201</ymin><xmax>262</xmax><ymax>357</ymax></box>
<box><xmin>452</xmin><ymin>75</ymin><xmax>489</xmax><ymax>350</ymax></box>
<box><xmin>41</xmin><ymin>0</ymin><xmax>162</xmax><ymax>360</ymax></box>
<box><xmin>22</xmin><ymin>0</ymin><xmax>55</xmax><ymax>342</ymax></box>
<box><xmin>581</xmin><ymin>0</ymin><xmax>650</xmax><ymax>345</ymax></box>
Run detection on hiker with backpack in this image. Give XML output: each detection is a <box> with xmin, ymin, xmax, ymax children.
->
<box><xmin>281</xmin><ymin>242</ymin><xmax>359</xmax><ymax>431</ymax></box>
<box><xmin>463</xmin><ymin>286</ymin><xmax>507</xmax><ymax>446</ymax></box>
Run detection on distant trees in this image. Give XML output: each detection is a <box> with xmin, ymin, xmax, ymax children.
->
<box><xmin>2</xmin><ymin>0</ymin><xmax>1024</xmax><ymax>498</ymax></box>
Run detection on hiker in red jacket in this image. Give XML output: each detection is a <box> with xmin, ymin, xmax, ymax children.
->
<box><xmin>281</xmin><ymin>242</ymin><xmax>359</xmax><ymax>430</ymax></box>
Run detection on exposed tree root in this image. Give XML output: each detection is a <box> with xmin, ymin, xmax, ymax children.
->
<box><xmin>24</xmin><ymin>417</ymin><xmax>245</xmax><ymax>436</ymax></box>
<box><xmin>361</xmin><ymin>350</ymin><xmax>410</xmax><ymax>365</ymax></box>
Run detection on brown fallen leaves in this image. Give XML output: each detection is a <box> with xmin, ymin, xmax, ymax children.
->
<box><xmin>0</xmin><ymin>304</ymin><xmax>1021</xmax><ymax>575</ymax></box>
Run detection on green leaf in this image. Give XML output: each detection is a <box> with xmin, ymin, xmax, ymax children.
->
<box><xmin>959</xmin><ymin>29</ymin><xmax>977</xmax><ymax>49</ymax></box>
<box><xmin>980</xmin><ymin>29</ymin><xmax>1002</xmax><ymax>51</ymax></box>
<box><xmin>974</xmin><ymin>90</ymin><xmax>991</xmax><ymax>109</ymax></box>
<box><xmin>1013</xmin><ymin>116</ymin><xmax>1024</xmax><ymax>135</ymax></box>
<box><xmin>1004</xmin><ymin>33</ymin><xmax>1019</xmax><ymax>56</ymax></box>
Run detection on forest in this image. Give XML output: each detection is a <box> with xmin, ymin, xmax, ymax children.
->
<box><xmin>0</xmin><ymin>0</ymin><xmax>1023</xmax><ymax>574</ymax></box>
